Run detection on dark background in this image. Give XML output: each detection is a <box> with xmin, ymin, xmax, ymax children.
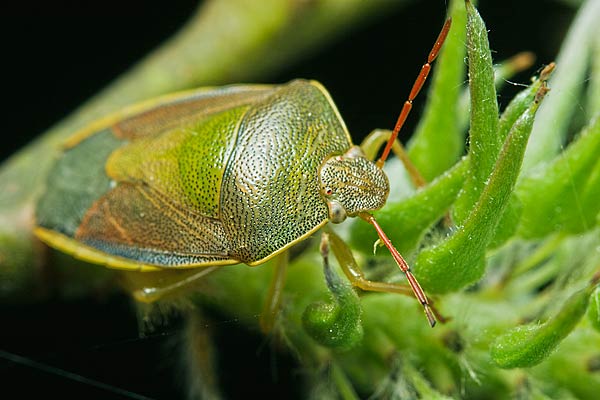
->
<box><xmin>0</xmin><ymin>0</ymin><xmax>575</xmax><ymax>398</ymax></box>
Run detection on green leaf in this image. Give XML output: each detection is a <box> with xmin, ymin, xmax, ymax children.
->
<box><xmin>491</xmin><ymin>285</ymin><xmax>594</xmax><ymax>368</ymax></box>
<box><xmin>517</xmin><ymin>115</ymin><xmax>600</xmax><ymax>238</ymax></box>
<box><xmin>488</xmin><ymin>75</ymin><xmax>550</xmax><ymax>248</ymax></box>
<box><xmin>588</xmin><ymin>285</ymin><xmax>600</xmax><ymax>331</ymax></box>
<box><xmin>457</xmin><ymin>51</ymin><xmax>537</xmax><ymax>133</ymax></box>
<box><xmin>488</xmin><ymin>195</ymin><xmax>522</xmax><ymax>249</ymax></box>
<box><xmin>407</xmin><ymin>0</ymin><xmax>467</xmax><ymax>181</ymax></box>
<box><xmin>498</xmin><ymin>74</ymin><xmax>548</xmax><ymax>143</ymax></box>
<box><xmin>528</xmin><ymin>328</ymin><xmax>600</xmax><ymax>399</ymax></box>
<box><xmin>452</xmin><ymin>0</ymin><xmax>500</xmax><ymax>224</ymax></box>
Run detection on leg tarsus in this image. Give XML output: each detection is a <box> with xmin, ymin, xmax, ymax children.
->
<box><xmin>428</xmin><ymin>298</ymin><xmax>450</xmax><ymax>324</ymax></box>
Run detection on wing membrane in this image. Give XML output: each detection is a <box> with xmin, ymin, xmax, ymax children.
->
<box><xmin>76</xmin><ymin>183</ymin><xmax>235</xmax><ymax>267</ymax></box>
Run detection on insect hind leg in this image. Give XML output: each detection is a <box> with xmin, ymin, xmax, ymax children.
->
<box><xmin>259</xmin><ymin>252</ymin><xmax>289</xmax><ymax>334</ymax></box>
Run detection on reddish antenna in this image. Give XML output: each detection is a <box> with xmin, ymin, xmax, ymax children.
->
<box><xmin>360</xmin><ymin>212</ymin><xmax>436</xmax><ymax>326</ymax></box>
<box><xmin>366</xmin><ymin>18</ymin><xmax>453</xmax><ymax>326</ymax></box>
<box><xmin>376</xmin><ymin>18</ymin><xmax>452</xmax><ymax>168</ymax></box>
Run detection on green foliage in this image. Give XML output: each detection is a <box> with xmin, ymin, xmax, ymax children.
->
<box><xmin>414</xmin><ymin>81</ymin><xmax>547</xmax><ymax>293</ymax></box>
<box><xmin>452</xmin><ymin>0</ymin><xmax>500</xmax><ymax>224</ymax></box>
<box><xmin>349</xmin><ymin>157</ymin><xmax>468</xmax><ymax>255</ymax></box>
<box><xmin>412</xmin><ymin>1</ymin><xmax>551</xmax><ymax>294</ymax></box>
<box><xmin>523</xmin><ymin>0</ymin><xmax>600</xmax><ymax>169</ymax></box>
<box><xmin>517</xmin><ymin>116</ymin><xmax>600</xmax><ymax>238</ymax></box>
<box><xmin>491</xmin><ymin>285</ymin><xmax>594</xmax><ymax>368</ymax></box>
<box><xmin>297</xmin><ymin>0</ymin><xmax>600</xmax><ymax>396</ymax></box>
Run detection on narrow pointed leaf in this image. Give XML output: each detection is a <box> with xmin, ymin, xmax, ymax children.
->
<box><xmin>452</xmin><ymin>0</ymin><xmax>500</xmax><ymax>223</ymax></box>
<box><xmin>458</xmin><ymin>51</ymin><xmax>537</xmax><ymax>133</ymax></box>
<box><xmin>491</xmin><ymin>285</ymin><xmax>594</xmax><ymax>368</ymax></box>
<box><xmin>407</xmin><ymin>0</ymin><xmax>467</xmax><ymax>180</ymax></box>
<box><xmin>488</xmin><ymin>75</ymin><xmax>550</xmax><ymax>248</ymax></box>
<box><xmin>414</xmin><ymin>79</ymin><xmax>550</xmax><ymax>294</ymax></box>
<box><xmin>498</xmin><ymin>74</ymin><xmax>548</xmax><ymax>143</ymax></box>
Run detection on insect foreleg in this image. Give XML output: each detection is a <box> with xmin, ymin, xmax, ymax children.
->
<box><xmin>359</xmin><ymin>129</ymin><xmax>426</xmax><ymax>188</ymax></box>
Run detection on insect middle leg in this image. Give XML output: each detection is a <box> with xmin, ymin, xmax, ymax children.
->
<box><xmin>323</xmin><ymin>228</ymin><xmax>446</xmax><ymax>323</ymax></box>
<box><xmin>323</xmin><ymin>228</ymin><xmax>411</xmax><ymax>296</ymax></box>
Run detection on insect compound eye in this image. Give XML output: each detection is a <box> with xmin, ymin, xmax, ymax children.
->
<box><xmin>327</xmin><ymin>200</ymin><xmax>347</xmax><ymax>224</ymax></box>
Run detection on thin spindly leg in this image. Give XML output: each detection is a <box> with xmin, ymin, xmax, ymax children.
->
<box><xmin>120</xmin><ymin>267</ymin><xmax>220</xmax><ymax>303</ymax></box>
<box><xmin>325</xmin><ymin>227</ymin><xmax>446</xmax><ymax>323</ymax></box>
<box><xmin>259</xmin><ymin>251</ymin><xmax>289</xmax><ymax>333</ymax></box>
<box><xmin>360</xmin><ymin>129</ymin><xmax>426</xmax><ymax>188</ymax></box>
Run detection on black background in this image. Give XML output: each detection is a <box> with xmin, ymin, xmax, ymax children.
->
<box><xmin>0</xmin><ymin>0</ymin><xmax>575</xmax><ymax>399</ymax></box>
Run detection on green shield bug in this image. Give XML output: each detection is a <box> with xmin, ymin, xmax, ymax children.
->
<box><xmin>34</xmin><ymin>19</ymin><xmax>452</xmax><ymax>329</ymax></box>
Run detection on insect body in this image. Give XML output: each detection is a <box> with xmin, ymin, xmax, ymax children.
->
<box><xmin>35</xmin><ymin>81</ymin><xmax>386</xmax><ymax>268</ymax></box>
<box><xmin>35</xmin><ymin>19</ymin><xmax>452</xmax><ymax>327</ymax></box>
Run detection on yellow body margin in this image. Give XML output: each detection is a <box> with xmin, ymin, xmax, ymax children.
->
<box><xmin>34</xmin><ymin>227</ymin><xmax>238</xmax><ymax>272</ymax></box>
<box><xmin>34</xmin><ymin>218</ymin><xmax>328</xmax><ymax>272</ymax></box>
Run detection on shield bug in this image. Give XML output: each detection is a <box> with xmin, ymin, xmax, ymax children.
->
<box><xmin>34</xmin><ymin>19</ymin><xmax>452</xmax><ymax>328</ymax></box>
